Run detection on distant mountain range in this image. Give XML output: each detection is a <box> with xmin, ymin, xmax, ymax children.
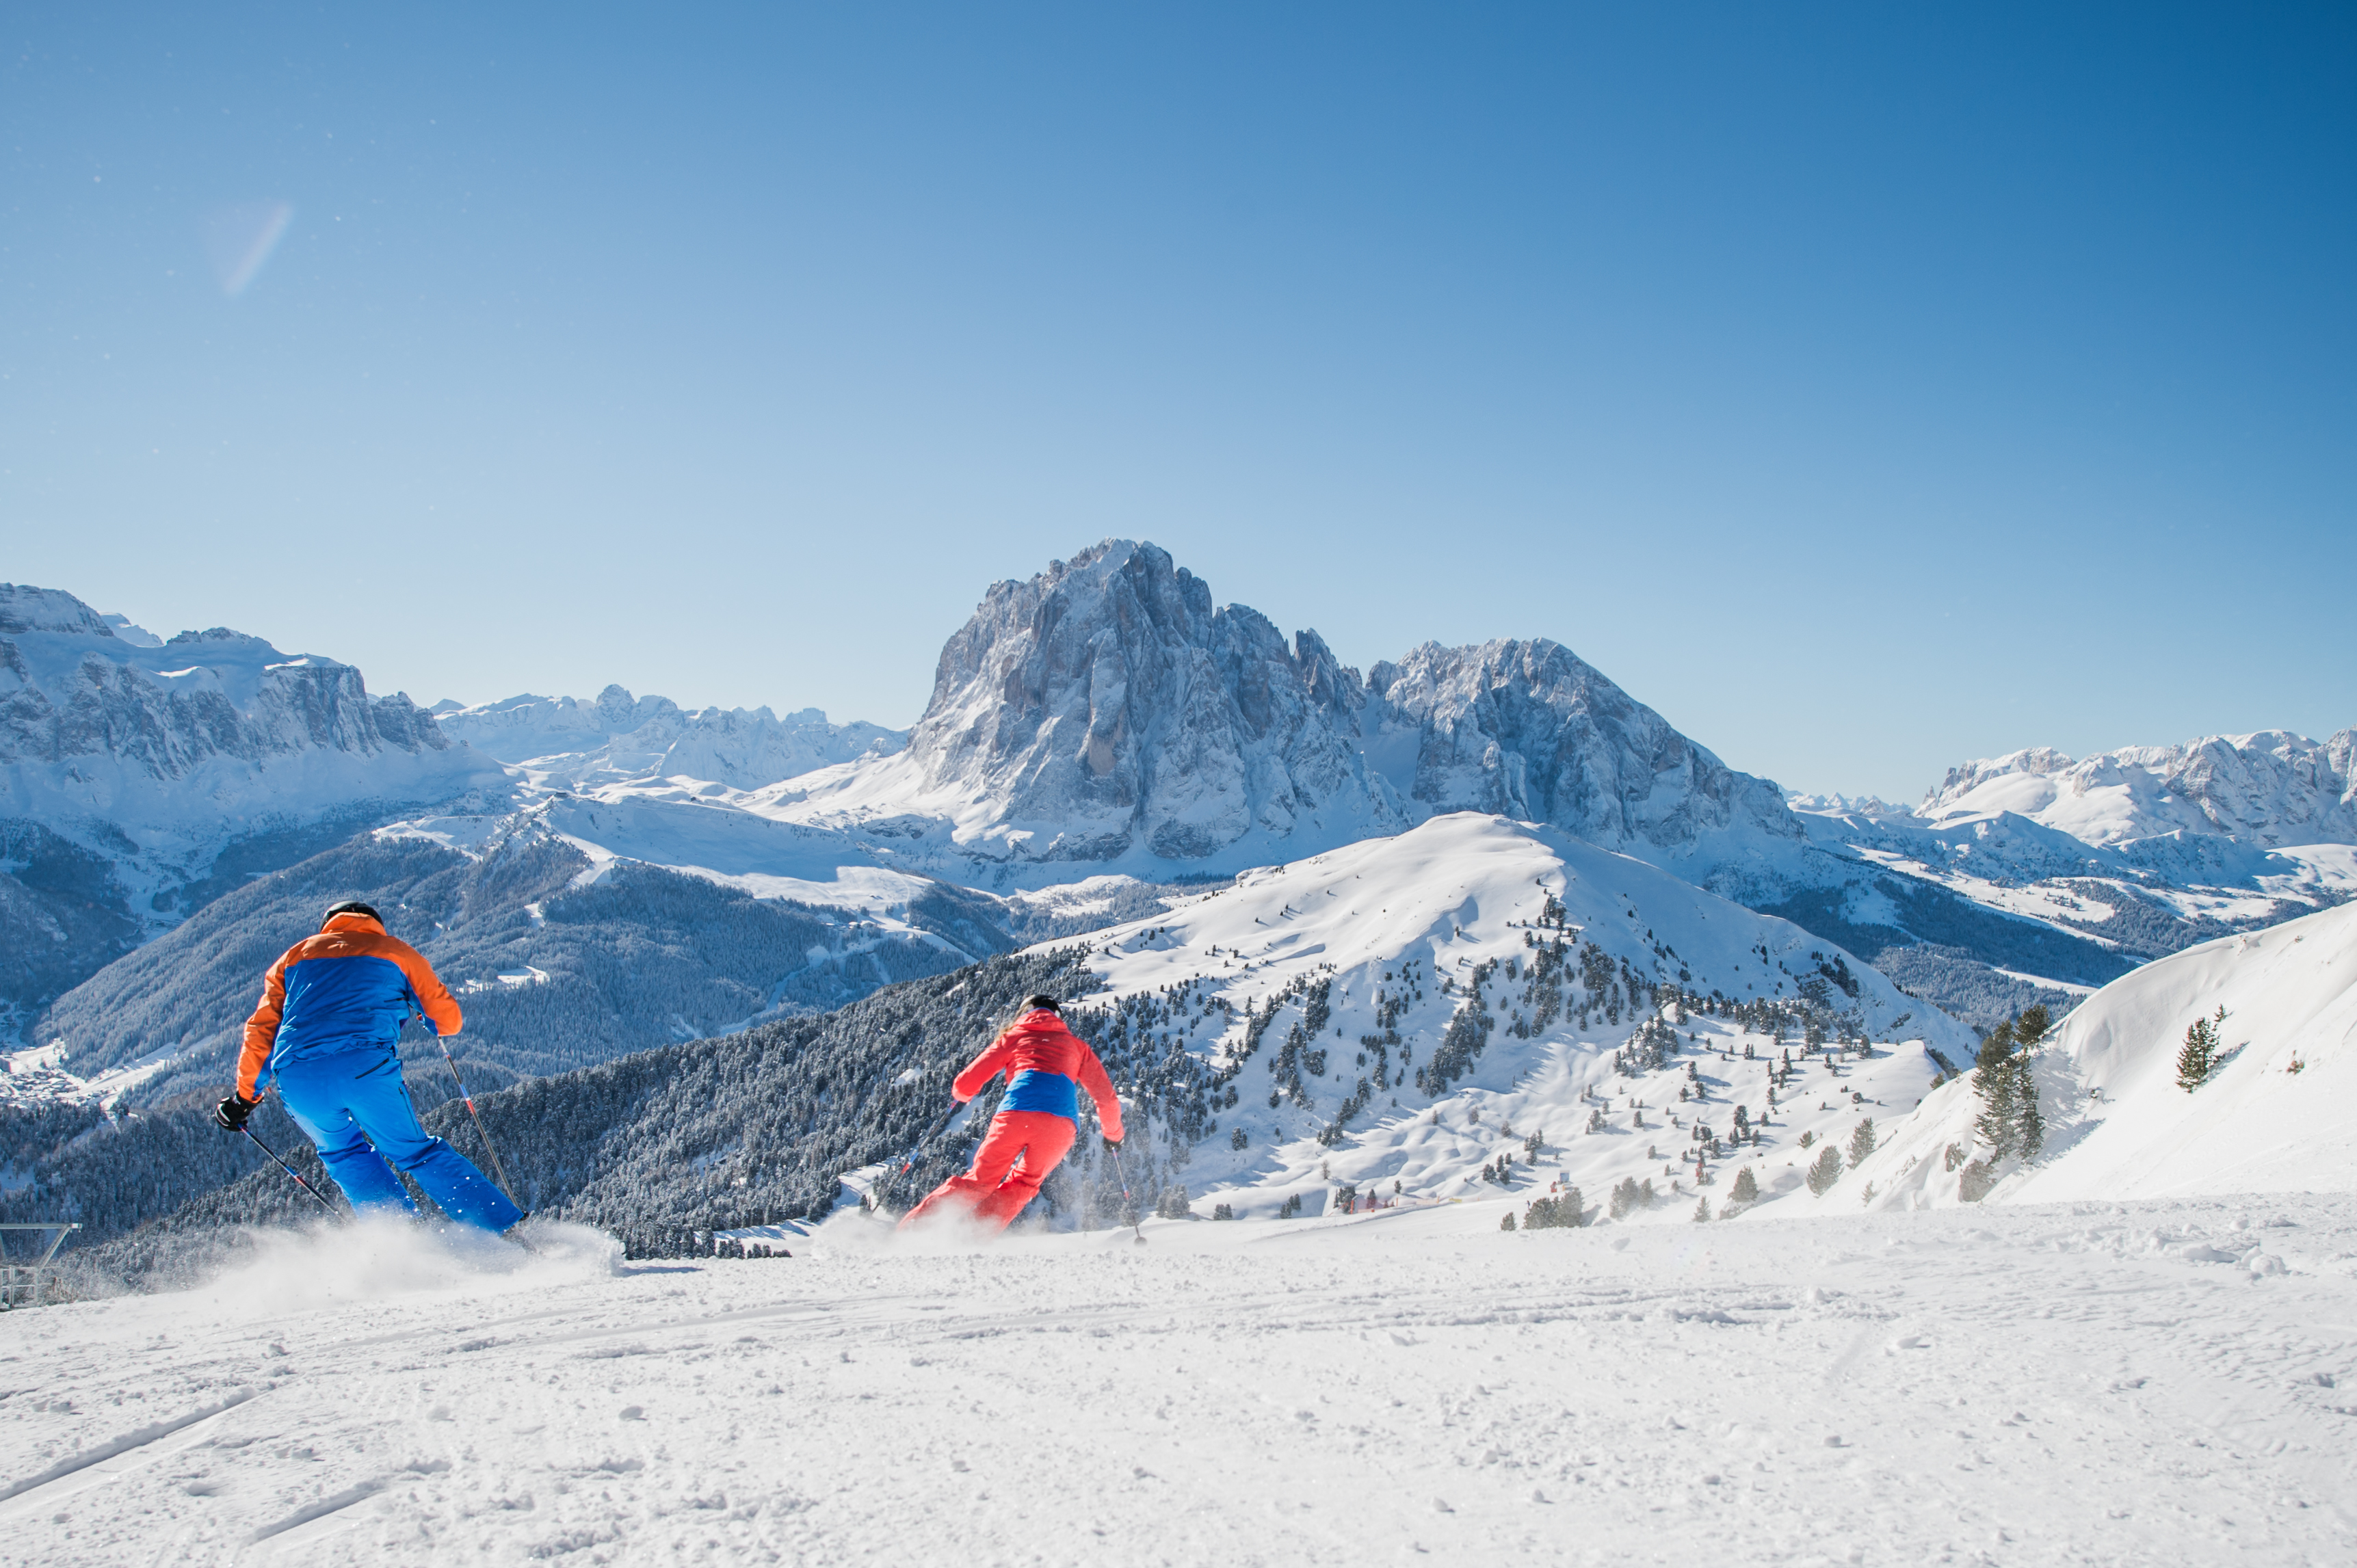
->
<box><xmin>10</xmin><ymin>549</ymin><xmax>2350</xmax><ymax>1067</ymax></box>
<box><xmin>434</xmin><ymin>687</ymin><xmax>903</xmax><ymax>794</ymax></box>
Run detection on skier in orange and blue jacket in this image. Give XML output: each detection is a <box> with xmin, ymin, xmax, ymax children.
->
<box><xmin>901</xmin><ymin>996</ymin><xmax>1123</xmax><ymax>1232</ymax></box>
<box><xmin>215</xmin><ymin>901</ymin><xmax>522</xmax><ymax>1233</ymax></box>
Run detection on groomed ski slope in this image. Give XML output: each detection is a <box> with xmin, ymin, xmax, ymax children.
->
<box><xmin>5</xmin><ymin>1198</ymin><xmax>2354</xmax><ymax>1567</ymax></box>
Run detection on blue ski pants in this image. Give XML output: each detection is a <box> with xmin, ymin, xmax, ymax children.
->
<box><xmin>273</xmin><ymin>1048</ymin><xmax>523</xmax><ymax>1232</ymax></box>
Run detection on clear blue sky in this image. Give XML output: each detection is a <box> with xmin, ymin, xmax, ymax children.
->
<box><xmin>6</xmin><ymin>4</ymin><xmax>2352</xmax><ymax>801</ymax></box>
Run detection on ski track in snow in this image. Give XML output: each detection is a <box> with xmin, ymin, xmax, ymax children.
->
<box><xmin>4</xmin><ymin>1200</ymin><xmax>2354</xmax><ymax>1565</ymax></box>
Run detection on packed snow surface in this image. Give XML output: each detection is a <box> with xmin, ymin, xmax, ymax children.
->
<box><xmin>5</xmin><ymin>1198</ymin><xmax>2354</xmax><ymax>1565</ymax></box>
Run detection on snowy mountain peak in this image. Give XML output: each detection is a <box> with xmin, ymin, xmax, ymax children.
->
<box><xmin>889</xmin><ymin>537</ymin><xmax>1394</xmax><ymax>861</ymax></box>
<box><xmin>98</xmin><ymin>612</ymin><xmax>163</xmax><ymax>648</ymax></box>
<box><xmin>1365</xmin><ymin>637</ymin><xmax>1799</xmax><ymax>857</ymax></box>
<box><xmin>0</xmin><ymin>583</ymin><xmax>121</xmax><ymax>637</ymax></box>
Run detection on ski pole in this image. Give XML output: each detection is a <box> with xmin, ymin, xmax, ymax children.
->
<box><xmin>1108</xmin><ymin>1142</ymin><xmax>1146</xmax><ymax>1245</ymax></box>
<box><xmin>430</xmin><ymin>1031</ymin><xmax>518</xmax><ymax>1207</ymax></box>
<box><xmin>243</xmin><ymin>1126</ymin><xmax>339</xmax><ymax>1214</ymax></box>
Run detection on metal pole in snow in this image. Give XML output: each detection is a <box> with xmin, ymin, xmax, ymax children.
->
<box><xmin>1109</xmin><ymin>1143</ymin><xmax>1146</xmax><ymax>1245</ymax></box>
<box><xmin>432</xmin><ymin>1032</ymin><xmax>519</xmax><ymax>1208</ymax></box>
<box><xmin>243</xmin><ymin>1126</ymin><xmax>339</xmax><ymax>1214</ymax></box>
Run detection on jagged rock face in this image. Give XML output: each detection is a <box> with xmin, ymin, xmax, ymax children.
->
<box><xmin>0</xmin><ymin>591</ymin><xmax>449</xmax><ymax>779</ymax></box>
<box><xmin>1366</xmin><ymin>639</ymin><xmax>1802</xmax><ymax>857</ymax></box>
<box><xmin>436</xmin><ymin>685</ymin><xmax>902</xmax><ymax>793</ymax></box>
<box><xmin>1923</xmin><ymin>731</ymin><xmax>2357</xmax><ymax>848</ymax></box>
<box><xmin>875</xmin><ymin>541</ymin><xmax>1792</xmax><ymax>864</ymax></box>
<box><xmin>906</xmin><ymin>542</ymin><xmax>1408</xmax><ymax>859</ymax></box>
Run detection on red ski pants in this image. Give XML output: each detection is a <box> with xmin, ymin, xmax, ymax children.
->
<box><xmin>900</xmin><ymin>1109</ymin><xmax>1076</xmax><ymax>1232</ymax></box>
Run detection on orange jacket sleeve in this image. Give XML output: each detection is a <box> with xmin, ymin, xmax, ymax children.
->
<box><xmin>1074</xmin><ymin>1041</ymin><xmax>1123</xmax><ymax>1143</ymax></box>
<box><xmin>390</xmin><ymin>941</ymin><xmax>464</xmax><ymax>1038</ymax></box>
<box><xmin>237</xmin><ymin>952</ymin><xmax>293</xmax><ymax>1100</ymax></box>
<box><xmin>951</xmin><ymin>1033</ymin><xmax>1016</xmax><ymax>1102</ymax></box>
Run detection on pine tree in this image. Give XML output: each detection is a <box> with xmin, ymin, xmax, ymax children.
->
<box><xmin>1806</xmin><ymin>1143</ymin><xmax>1843</xmax><ymax>1196</ymax></box>
<box><xmin>1693</xmin><ymin>1197</ymin><xmax>1711</xmax><ymax>1223</ymax></box>
<box><xmin>1728</xmin><ymin>1165</ymin><xmax>1758</xmax><ymax>1206</ymax></box>
<box><xmin>2010</xmin><ymin>1056</ymin><xmax>2044</xmax><ymax>1161</ymax></box>
<box><xmin>1973</xmin><ymin>1020</ymin><xmax>2019</xmax><ymax>1158</ymax></box>
<box><xmin>1500</xmin><ymin>1210</ymin><xmax>1517</xmax><ymax>1231</ymax></box>
<box><xmin>1847</xmin><ymin>1118</ymin><xmax>1876</xmax><ymax>1166</ymax></box>
<box><xmin>2007</xmin><ymin>1006</ymin><xmax>2048</xmax><ymax>1160</ymax></box>
<box><xmin>2176</xmin><ymin>1015</ymin><xmax>2220</xmax><ymax>1093</ymax></box>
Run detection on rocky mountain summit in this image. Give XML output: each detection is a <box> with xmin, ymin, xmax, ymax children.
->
<box><xmin>775</xmin><ymin>540</ymin><xmax>1799</xmax><ymax>871</ymax></box>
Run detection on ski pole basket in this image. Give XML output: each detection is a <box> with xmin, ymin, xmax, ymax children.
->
<box><xmin>0</xmin><ymin>1223</ymin><xmax>81</xmax><ymax>1310</ymax></box>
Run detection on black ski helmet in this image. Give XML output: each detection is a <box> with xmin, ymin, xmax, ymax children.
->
<box><xmin>321</xmin><ymin>899</ymin><xmax>382</xmax><ymax>931</ymax></box>
<box><xmin>1022</xmin><ymin>994</ymin><xmax>1060</xmax><ymax>1013</ymax></box>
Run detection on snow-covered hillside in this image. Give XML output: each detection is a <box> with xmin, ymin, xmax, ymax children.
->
<box><xmin>1021</xmin><ymin>812</ymin><xmax>1973</xmax><ymax>1223</ymax></box>
<box><xmin>6</xmin><ymin>1195</ymin><xmax>2353</xmax><ymax>1567</ymax></box>
<box><xmin>0</xmin><ymin>584</ymin><xmax>510</xmax><ymax>1018</ymax></box>
<box><xmin>1804</xmin><ymin>899</ymin><xmax>2357</xmax><ymax>1216</ymax></box>
<box><xmin>434</xmin><ymin>687</ymin><xmax>901</xmax><ymax>795</ymax></box>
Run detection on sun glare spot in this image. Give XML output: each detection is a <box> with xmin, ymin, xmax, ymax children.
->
<box><xmin>202</xmin><ymin>200</ymin><xmax>295</xmax><ymax>296</ymax></box>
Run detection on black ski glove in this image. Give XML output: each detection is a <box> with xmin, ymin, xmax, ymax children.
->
<box><xmin>214</xmin><ymin>1093</ymin><xmax>257</xmax><ymax>1132</ymax></box>
<box><xmin>1101</xmin><ymin>1134</ymin><xmax>1123</xmax><ymax>1152</ymax></box>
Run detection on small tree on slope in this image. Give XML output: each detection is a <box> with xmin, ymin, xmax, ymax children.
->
<box><xmin>2177</xmin><ymin>1008</ymin><xmax>2224</xmax><ymax>1093</ymax></box>
<box><xmin>1806</xmin><ymin>1144</ymin><xmax>1843</xmax><ymax>1197</ymax></box>
<box><xmin>1847</xmin><ymin>1118</ymin><xmax>1877</xmax><ymax>1166</ymax></box>
<box><xmin>1972</xmin><ymin>1020</ymin><xmax>2017</xmax><ymax>1156</ymax></box>
<box><xmin>2009</xmin><ymin>1006</ymin><xmax>2049</xmax><ymax>1160</ymax></box>
<box><xmin>1973</xmin><ymin>1014</ymin><xmax>2042</xmax><ymax>1162</ymax></box>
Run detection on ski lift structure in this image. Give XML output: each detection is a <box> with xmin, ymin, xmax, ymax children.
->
<box><xmin>1</xmin><ymin>1223</ymin><xmax>80</xmax><ymax>1310</ymax></box>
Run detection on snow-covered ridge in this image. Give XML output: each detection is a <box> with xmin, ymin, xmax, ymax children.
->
<box><xmin>1029</xmin><ymin>812</ymin><xmax>1973</xmax><ymax>1219</ymax></box>
<box><xmin>1919</xmin><ymin>730</ymin><xmax>2357</xmax><ymax>851</ymax></box>
<box><xmin>435</xmin><ymin>685</ymin><xmax>903</xmax><ymax>794</ymax></box>
<box><xmin>770</xmin><ymin>540</ymin><xmax>1800</xmax><ymax>874</ymax></box>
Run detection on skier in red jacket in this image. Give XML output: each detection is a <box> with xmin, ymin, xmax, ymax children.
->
<box><xmin>901</xmin><ymin>996</ymin><xmax>1124</xmax><ymax>1233</ymax></box>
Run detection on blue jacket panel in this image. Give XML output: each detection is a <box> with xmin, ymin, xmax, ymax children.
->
<box><xmin>269</xmin><ymin>953</ymin><xmax>418</xmax><ymax>1074</ymax></box>
<box><xmin>1001</xmin><ymin>1069</ymin><xmax>1079</xmax><ymax>1120</ymax></box>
